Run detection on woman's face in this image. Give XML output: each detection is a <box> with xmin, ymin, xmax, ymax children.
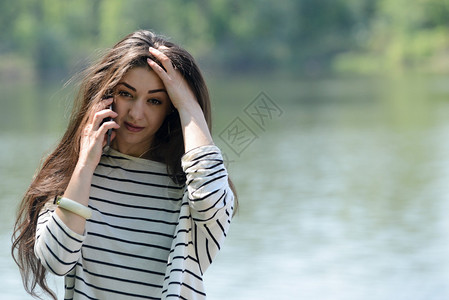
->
<box><xmin>111</xmin><ymin>66</ymin><xmax>172</xmax><ymax>157</ymax></box>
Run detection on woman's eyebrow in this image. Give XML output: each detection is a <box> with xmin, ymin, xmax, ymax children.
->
<box><xmin>148</xmin><ymin>88</ymin><xmax>167</xmax><ymax>94</ymax></box>
<box><xmin>117</xmin><ymin>82</ymin><xmax>136</xmax><ymax>91</ymax></box>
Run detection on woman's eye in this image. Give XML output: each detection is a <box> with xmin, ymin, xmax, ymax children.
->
<box><xmin>118</xmin><ymin>90</ymin><xmax>132</xmax><ymax>98</ymax></box>
<box><xmin>148</xmin><ymin>98</ymin><xmax>162</xmax><ymax>105</ymax></box>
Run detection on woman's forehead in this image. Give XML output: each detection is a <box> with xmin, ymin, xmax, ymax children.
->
<box><xmin>118</xmin><ymin>67</ymin><xmax>165</xmax><ymax>92</ymax></box>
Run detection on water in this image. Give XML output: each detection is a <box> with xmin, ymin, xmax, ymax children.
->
<box><xmin>2</xmin><ymin>76</ymin><xmax>449</xmax><ymax>299</ymax></box>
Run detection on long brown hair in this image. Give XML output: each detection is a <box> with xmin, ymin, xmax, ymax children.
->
<box><xmin>11</xmin><ymin>30</ymin><xmax>237</xmax><ymax>299</ymax></box>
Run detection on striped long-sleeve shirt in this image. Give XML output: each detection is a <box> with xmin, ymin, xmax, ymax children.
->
<box><xmin>34</xmin><ymin>145</ymin><xmax>234</xmax><ymax>300</ymax></box>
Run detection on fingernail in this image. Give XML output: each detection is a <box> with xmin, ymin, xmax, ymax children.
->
<box><xmin>149</xmin><ymin>46</ymin><xmax>154</xmax><ymax>51</ymax></box>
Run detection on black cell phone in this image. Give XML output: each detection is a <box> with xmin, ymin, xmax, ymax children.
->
<box><xmin>106</xmin><ymin>104</ymin><xmax>113</xmax><ymax>147</ymax></box>
<box><xmin>101</xmin><ymin>94</ymin><xmax>114</xmax><ymax>147</ymax></box>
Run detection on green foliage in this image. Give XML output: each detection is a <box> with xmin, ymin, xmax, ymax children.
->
<box><xmin>1</xmin><ymin>0</ymin><xmax>449</xmax><ymax>79</ymax></box>
<box><xmin>334</xmin><ymin>0</ymin><xmax>449</xmax><ymax>74</ymax></box>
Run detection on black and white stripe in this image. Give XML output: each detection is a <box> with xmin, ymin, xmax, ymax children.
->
<box><xmin>35</xmin><ymin>145</ymin><xmax>234</xmax><ymax>300</ymax></box>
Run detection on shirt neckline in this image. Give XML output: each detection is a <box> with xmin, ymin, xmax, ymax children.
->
<box><xmin>104</xmin><ymin>146</ymin><xmax>167</xmax><ymax>169</ymax></box>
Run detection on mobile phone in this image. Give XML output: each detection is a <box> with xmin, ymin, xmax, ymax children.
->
<box><xmin>106</xmin><ymin>104</ymin><xmax>113</xmax><ymax>147</ymax></box>
<box><xmin>101</xmin><ymin>94</ymin><xmax>114</xmax><ymax>147</ymax></box>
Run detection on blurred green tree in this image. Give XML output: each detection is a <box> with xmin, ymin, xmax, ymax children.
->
<box><xmin>1</xmin><ymin>0</ymin><xmax>449</xmax><ymax>79</ymax></box>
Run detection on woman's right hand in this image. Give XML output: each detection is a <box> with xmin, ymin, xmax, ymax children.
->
<box><xmin>78</xmin><ymin>97</ymin><xmax>119</xmax><ymax>171</ymax></box>
<box><xmin>57</xmin><ymin>98</ymin><xmax>119</xmax><ymax>234</ymax></box>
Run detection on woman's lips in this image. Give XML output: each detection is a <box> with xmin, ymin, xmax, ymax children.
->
<box><xmin>124</xmin><ymin>122</ymin><xmax>144</xmax><ymax>132</ymax></box>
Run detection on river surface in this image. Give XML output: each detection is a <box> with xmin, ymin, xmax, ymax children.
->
<box><xmin>1</xmin><ymin>76</ymin><xmax>449</xmax><ymax>299</ymax></box>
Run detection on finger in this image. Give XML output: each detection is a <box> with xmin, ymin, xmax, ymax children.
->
<box><xmin>87</xmin><ymin>97</ymin><xmax>114</xmax><ymax>123</ymax></box>
<box><xmin>92</xmin><ymin>109</ymin><xmax>118</xmax><ymax>130</ymax></box>
<box><xmin>149</xmin><ymin>47</ymin><xmax>175</xmax><ymax>72</ymax></box>
<box><xmin>147</xmin><ymin>58</ymin><xmax>170</xmax><ymax>80</ymax></box>
<box><xmin>99</xmin><ymin>121</ymin><xmax>119</xmax><ymax>146</ymax></box>
<box><xmin>102</xmin><ymin>129</ymin><xmax>117</xmax><ymax>148</ymax></box>
<box><xmin>103</xmin><ymin>130</ymin><xmax>117</xmax><ymax>147</ymax></box>
<box><xmin>95</xmin><ymin>97</ymin><xmax>114</xmax><ymax>112</ymax></box>
<box><xmin>98</xmin><ymin>120</ymin><xmax>120</xmax><ymax>137</ymax></box>
<box><xmin>99</xmin><ymin>97</ymin><xmax>114</xmax><ymax>110</ymax></box>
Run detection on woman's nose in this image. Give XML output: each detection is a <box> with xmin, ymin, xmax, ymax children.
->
<box><xmin>128</xmin><ymin>99</ymin><xmax>145</xmax><ymax>121</ymax></box>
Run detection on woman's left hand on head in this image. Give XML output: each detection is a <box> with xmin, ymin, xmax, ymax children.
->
<box><xmin>147</xmin><ymin>47</ymin><xmax>198</xmax><ymax>111</ymax></box>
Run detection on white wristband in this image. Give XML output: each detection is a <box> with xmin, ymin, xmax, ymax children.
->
<box><xmin>55</xmin><ymin>196</ymin><xmax>92</xmax><ymax>219</ymax></box>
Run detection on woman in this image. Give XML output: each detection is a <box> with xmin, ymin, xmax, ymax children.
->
<box><xmin>12</xmin><ymin>30</ymin><xmax>236</xmax><ymax>300</ymax></box>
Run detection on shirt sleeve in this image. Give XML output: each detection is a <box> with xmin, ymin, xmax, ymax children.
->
<box><xmin>34</xmin><ymin>199</ymin><xmax>85</xmax><ymax>276</ymax></box>
<box><xmin>181</xmin><ymin>144</ymin><xmax>235</xmax><ymax>270</ymax></box>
